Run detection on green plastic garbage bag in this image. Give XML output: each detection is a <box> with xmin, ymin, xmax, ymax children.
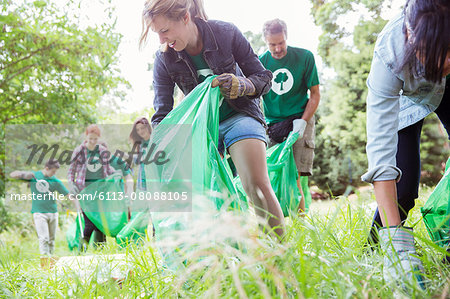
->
<box><xmin>79</xmin><ymin>173</ymin><xmax>128</xmax><ymax>237</ymax></box>
<box><xmin>234</xmin><ymin>132</ymin><xmax>312</xmax><ymax>216</ymax></box>
<box><xmin>421</xmin><ymin>157</ymin><xmax>450</xmax><ymax>247</ymax></box>
<box><xmin>116</xmin><ymin>209</ymin><xmax>151</xmax><ymax>247</ymax></box>
<box><xmin>66</xmin><ymin>213</ymin><xmax>85</xmax><ymax>251</ymax></box>
<box><xmin>144</xmin><ymin>77</ymin><xmax>249</xmax><ymax>270</ymax></box>
<box><xmin>66</xmin><ymin>213</ymin><xmax>113</xmax><ymax>251</ymax></box>
<box><xmin>266</xmin><ymin>131</ymin><xmax>312</xmax><ymax>216</ymax></box>
<box><xmin>300</xmin><ymin>176</ymin><xmax>312</xmax><ymax>213</ymax></box>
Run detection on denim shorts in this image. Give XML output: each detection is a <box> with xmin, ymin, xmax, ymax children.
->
<box><xmin>218</xmin><ymin>113</ymin><xmax>267</xmax><ymax>154</ymax></box>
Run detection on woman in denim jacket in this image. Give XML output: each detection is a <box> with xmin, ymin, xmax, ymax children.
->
<box><xmin>140</xmin><ymin>0</ymin><xmax>285</xmax><ymax>237</ymax></box>
<box><xmin>362</xmin><ymin>0</ymin><xmax>449</xmax><ymax>288</ymax></box>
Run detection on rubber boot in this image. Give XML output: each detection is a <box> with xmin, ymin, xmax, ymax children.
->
<box><xmin>378</xmin><ymin>226</ymin><xmax>426</xmax><ymax>290</ymax></box>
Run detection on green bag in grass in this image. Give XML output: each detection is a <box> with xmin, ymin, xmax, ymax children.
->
<box><xmin>300</xmin><ymin>176</ymin><xmax>312</xmax><ymax>212</ymax></box>
<box><xmin>266</xmin><ymin>131</ymin><xmax>311</xmax><ymax>216</ymax></box>
<box><xmin>146</xmin><ymin>76</ymin><xmax>311</xmax><ymax>270</ymax></box>
<box><xmin>145</xmin><ymin>77</ymin><xmax>249</xmax><ymax>270</ymax></box>
<box><xmin>233</xmin><ymin>131</ymin><xmax>312</xmax><ymax>216</ymax></box>
<box><xmin>66</xmin><ymin>214</ymin><xmax>113</xmax><ymax>251</ymax></box>
<box><xmin>66</xmin><ymin>172</ymin><xmax>129</xmax><ymax>251</ymax></box>
<box><xmin>421</xmin><ymin>157</ymin><xmax>450</xmax><ymax>247</ymax></box>
<box><xmin>79</xmin><ymin>173</ymin><xmax>129</xmax><ymax>237</ymax></box>
<box><xmin>116</xmin><ymin>209</ymin><xmax>151</xmax><ymax>247</ymax></box>
<box><xmin>66</xmin><ymin>213</ymin><xmax>84</xmax><ymax>251</ymax></box>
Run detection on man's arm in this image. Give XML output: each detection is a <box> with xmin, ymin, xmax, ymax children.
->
<box><xmin>10</xmin><ymin>171</ymin><xmax>35</xmax><ymax>180</ymax></box>
<box><xmin>301</xmin><ymin>84</ymin><xmax>320</xmax><ymax>122</ymax></box>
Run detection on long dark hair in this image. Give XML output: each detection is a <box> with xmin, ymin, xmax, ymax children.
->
<box><xmin>398</xmin><ymin>0</ymin><xmax>450</xmax><ymax>83</ymax></box>
<box><xmin>129</xmin><ymin>116</ymin><xmax>152</xmax><ymax>146</ymax></box>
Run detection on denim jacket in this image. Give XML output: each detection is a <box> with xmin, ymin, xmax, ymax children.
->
<box><xmin>362</xmin><ymin>13</ymin><xmax>446</xmax><ymax>183</ymax></box>
<box><xmin>151</xmin><ymin>18</ymin><xmax>272</xmax><ymax>127</ymax></box>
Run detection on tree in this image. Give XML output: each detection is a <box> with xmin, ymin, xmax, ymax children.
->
<box><xmin>274</xmin><ymin>72</ymin><xmax>288</xmax><ymax>91</ymax></box>
<box><xmin>0</xmin><ymin>0</ymin><xmax>128</xmax><ymax>125</ymax></box>
<box><xmin>0</xmin><ymin>0</ymin><xmax>129</xmax><ymax>197</ymax></box>
<box><xmin>243</xmin><ymin>31</ymin><xmax>266</xmax><ymax>56</ymax></box>
<box><xmin>420</xmin><ymin>114</ymin><xmax>450</xmax><ymax>185</ymax></box>
<box><xmin>309</xmin><ymin>0</ymin><xmax>390</xmax><ymax>194</ymax></box>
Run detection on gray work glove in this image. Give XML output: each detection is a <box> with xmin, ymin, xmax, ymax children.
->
<box><xmin>292</xmin><ymin>119</ymin><xmax>307</xmax><ymax>139</ymax></box>
<box><xmin>379</xmin><ymin>226</ymin><xmax>426</xmax><ymax>291</ymax></box>
<box><xmin>211</xmin><ymin>73</ymin><xmax>256</xmax><ymax>99</ymax></box>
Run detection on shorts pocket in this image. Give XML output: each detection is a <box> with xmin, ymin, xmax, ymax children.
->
<box><xmin>303</xmin><ymin>139</ymin><xmax>315</xmax><ymax>149</ymax></box>
<box><xmin>300</xmin><ymin>139</ymin><xmax>315</xmax><ymax>165</ymax></box>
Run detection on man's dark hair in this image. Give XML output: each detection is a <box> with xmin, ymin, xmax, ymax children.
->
<box><xmin>45</xmin><ymin>159</ymin><xmax>60</xmax><ymax>169</ymax></box>
<box><xmin>398</xmin><ymin>0</ymin><xmax>450</xmax><ymax>83</ymax></box>
<box><xmin>263</xmin><ymin>19</ymin><xmax>287</xmax><ymax>39</ymax></box>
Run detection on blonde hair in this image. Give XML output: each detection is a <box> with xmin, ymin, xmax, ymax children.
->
<box><xmin>139</xmin><ymin>0</ymin><xmax>207</xmax><ymax>48</ymax></box>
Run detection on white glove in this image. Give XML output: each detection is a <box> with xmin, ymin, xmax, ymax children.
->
<box><xmin>68</xmin><ymin>181</ymin><xmax>79</xmax><ymax>195</ymax></box>
<box><xmin>292</xmin><ymin>119</ymin><xmax>307</xmax><ymax>139</ymax></box>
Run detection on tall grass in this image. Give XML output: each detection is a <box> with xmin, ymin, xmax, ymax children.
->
<box><xmin>0</xmin><ymin>187</ymin><xmax>449</xmax><ymax>298</ymax></box>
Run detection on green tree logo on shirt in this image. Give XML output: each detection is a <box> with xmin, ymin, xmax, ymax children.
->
<box><xmin>272</xmin><ymin>68</ymin><xmax>294</xmax><ymax>95</ymax></box>
<box><xmin>275</xmin><ymin>72</ymin><xmax>288</xmax><ymax>90</ymax></box>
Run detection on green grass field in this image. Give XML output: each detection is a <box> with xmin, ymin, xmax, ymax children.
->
<box><xmin>0</xmin><ymin>187</ymin><xmax>449</xmax><ymax>298</ymax></box>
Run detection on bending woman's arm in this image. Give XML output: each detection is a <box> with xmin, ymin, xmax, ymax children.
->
<box><xmin>230</xmin><ymin>24</ymin><xmax>272</xmax><ymax>98</ymax></box>
<box><xmin>362</xmin><ymin>51</ymin><xmax>404</xmax><ymax>226</ymax></box>
<box><xmin>151</xmin><ymin>51</ymin><xmax>175</xmax><ymax>127</ymax></box>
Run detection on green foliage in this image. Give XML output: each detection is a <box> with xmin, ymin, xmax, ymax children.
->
<box><xmin>0</xmin><ymin>0</ymin><xmax>129</xmax><ymax>197</ymax></box>
<box><xmin>0</xmin><ymin>0</ymin><xmax>127</xmax><ymax>125</ymax></box>
<box><xmin>0</xmin><ymin>189</ymin><xmax>448</xmax><ymax>297</ymax></box>
<box><xmin>0</xmin><ymin>198</ymin><xmax>34</xmax><ymax>235</ymax></box>
<box><xmin>420</xmin><ymin>115</ymin><xmax>450</xmax><ymax>185</ymax></box>
<box><xmin>98</xmin><ymin>106</ymin><xmax>155</xmax><ymax>125</ymax></box>
<box><xmin>243</xmin><ymin>31</ymin><xmax>266</xmax><ymax>56</ymax></box>
<box><xmin>0</xmin><ymin>125</ymin><xmax>4</xmax><ymax>198</ymax></box>
<box><xmin>0</xmin><ymin>199</ymin><xmax>9</xmax><ymax>234</ymax></box>
<box><xmin>310</xmin><ymin>0</ymin><xmax>387</xmax><ymax>194</ymax></box>
<box><xmin>310</xmin><ymin>0</ymin><xmax>448</xmax><ymax>195</ymax></box>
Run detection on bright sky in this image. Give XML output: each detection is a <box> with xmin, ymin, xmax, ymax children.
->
<box><xmin>81</xmin><ymin>0</ymin><xmax>405</xmax><ymax>113</ymax></box>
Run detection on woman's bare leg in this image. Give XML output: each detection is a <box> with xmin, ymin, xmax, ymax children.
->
<box><xmin>228</xmin><ymin>138</ymin><xmax>285</xmax><ymax>238</ymax></box>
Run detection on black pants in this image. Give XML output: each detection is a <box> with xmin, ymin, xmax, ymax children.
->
<box><xmin>82</xmin><ymin>212</ymin><xmax>106</xmax><ymax>244</ymax></box>
<box><xmin>369</xmin><ymin>78</ymin><xmax>450</xmax><ymax>244</ymax></box>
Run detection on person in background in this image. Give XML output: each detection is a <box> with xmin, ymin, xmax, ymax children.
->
<box><xmin>259</xmin><ymin>18</ymin><xmax>320</xmax><ymax>214</ymax></box>
<box><xmin>129</xmin><ymin>117</ymin><xmax>152</xmax><ymax>193</ymax></box>
<box><xmin>129</xmin><ymin>116</ymin><xmax>155</xmax><ymax>236</ymax></box>
<box><xmin>10</xmin><ymin>159</ymin><xmax>69</xmax><ymax>268</ymax></box>
<box><xmin>362</xmin><ymin>0</ymin><xmax>449</xmax><ymax>288</ymax></box>
<box><xmin>99</xmin><ymin>141</ymin><xmax>135</xmax><ymax>221</ymax></box>
<box><xmin>140</xmin><ymin>0</ymin><xmax>285</xmax><ymax>237</ymax></box>
<box><xmin>67</xmin><ymin>124</ymin><xmax>115</xmax><ymax>248</ymax></box>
